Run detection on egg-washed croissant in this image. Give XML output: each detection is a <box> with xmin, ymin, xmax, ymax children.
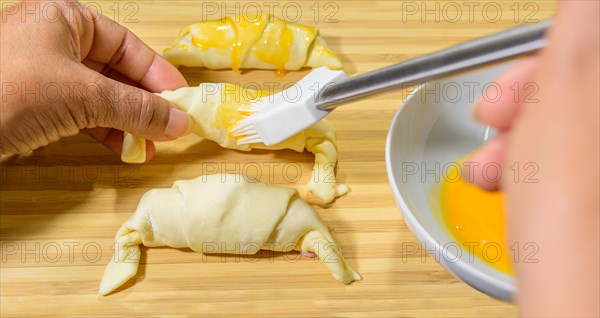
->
<box><xmin>121</xmin><ymin>83</ymin><xmax>348</xmax><ymax>204</ymax></box>
<box><xmin>162</xmin><ymin>14</ymin><xmax>342</xmax><ymax>72</ymax></box>
<box><xmin>99</xmin><ymin>174</ymin><xmax>361</xmax><ymax>295</ymax></box>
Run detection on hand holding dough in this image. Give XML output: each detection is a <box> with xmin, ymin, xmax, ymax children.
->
<box><xmin>163</xmin><ymin>14</ymin><xmax>342</xmax><ymax>72</ymax></box>
<box><xmin>99</xmin><ymin>174</ymin><xmax>361</xmax><ymax>295</ymax></box>
<box><xmin>122</xmin><ymin>83</ymin><xmax>348</xmax><ymax>203</ymax></box>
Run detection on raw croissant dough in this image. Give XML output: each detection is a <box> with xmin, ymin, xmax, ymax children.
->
<box><xmin>122</xmin><ymin>83</ymin><xmax>348</xmax><ymax>204</ymax></box>
<box><xmin>163</xmin><ymin>14</ymin><xmax>342</xmax><ymax>72</ymax></box>
<box><xmin>99</xmin><ymin>174</ymin><xmax>361</xmax><ymax>295</ymax></box>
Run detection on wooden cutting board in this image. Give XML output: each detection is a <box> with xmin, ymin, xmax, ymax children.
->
<box><xmin>0</xmin><ymin>1</ymin><xmax>556</xmax><ymax>316</ymax></box>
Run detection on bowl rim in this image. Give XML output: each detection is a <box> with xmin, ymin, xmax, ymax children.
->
<box><xmin>384</xmin><ymin>83</ymin><xmax>516</xmax><ymax>301</ymax></box>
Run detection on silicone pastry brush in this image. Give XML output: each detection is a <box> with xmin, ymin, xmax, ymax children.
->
<box><xmin>231</xmin><ymin>20</ymin><xmax>550</xmax><ymax>146</ymax></box>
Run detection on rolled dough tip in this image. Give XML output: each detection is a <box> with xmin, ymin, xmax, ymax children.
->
<box><xmin>98</xmin><ymin>283</ymin><xmax>114</xmax><ymax>296</ymax></box>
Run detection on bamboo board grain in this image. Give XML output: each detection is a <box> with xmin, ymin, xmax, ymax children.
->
<box><xmin>0</xmin><ymin>1</ymin><xmax>556</xmax><ymax>317</ymax></box>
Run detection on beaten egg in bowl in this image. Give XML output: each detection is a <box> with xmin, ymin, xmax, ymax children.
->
<box><xmin>438</xmin><ymin>163</ymin><xmax>512</xmax><ymax>275</ymax></box>
<box><xmin>386</xmin><ymin>62</ymin><xmax>516</xmax><ymax>300</ymax></box>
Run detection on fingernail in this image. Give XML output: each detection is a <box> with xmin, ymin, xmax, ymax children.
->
<box><xmin>165</xmin><ymin>108</ymin><xmax>190</xmax><ymax>138</ymax></box>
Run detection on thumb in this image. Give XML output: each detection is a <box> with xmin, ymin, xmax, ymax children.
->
<box><xmin>77</xmin><ymin>72</ymin><xmax>189</xmax><ymax>141</ymax></box>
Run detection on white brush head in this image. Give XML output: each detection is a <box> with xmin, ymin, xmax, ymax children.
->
<box><xmin>231</xmin><ymin>67</ymin><xmax>347</xmax><ymax>146</ymax></box>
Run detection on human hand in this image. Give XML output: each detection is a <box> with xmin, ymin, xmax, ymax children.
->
<box><xmin>465</xmin><ymin>1</ymin><xmax>599</xmax><ymax>316</ymax></box>
<box><xmin>0</xmin><ymin>0</ymin><xmax>189</xmax><ymax>160</ymax></box>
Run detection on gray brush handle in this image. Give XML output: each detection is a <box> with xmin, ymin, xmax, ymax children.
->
<box><xmin>315</xmin><ymin>20</ymin><xmax>551</xmax><ymax>110</ymax></box>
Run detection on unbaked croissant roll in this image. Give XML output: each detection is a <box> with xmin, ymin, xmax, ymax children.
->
<box><xmin>162</xmin><ymin>14</ymin><xmax>342</xmax><ymax>72</ymax></box>
<box><xmin>121</xmin><ymin>83</ymin><xmax>348</xmax><ymax>204</ymax></box>
<box><xmin>99</xmin><ymin>174</ymin><xmax>361</xmax><ymax>295</ymax></box>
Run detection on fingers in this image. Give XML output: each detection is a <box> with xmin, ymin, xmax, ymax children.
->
<box><xmin>463</xmin><ymin>133</ymin><xmax>508</xmax><ymax>191</ymax></box>
<box><xmin>77</xmin><ymin>4</ymin><xmax>187</xmax><ymax>92</ymax></box>
<box><xmin>83</xmin><ymin>128</ymin><xmax>156</xmax><ymax>162</ymax></box>
<box><xmin>473</xmin><ymin>57</ymin><xmax>539</xmax><ymax>130</ymax></box>
<box><xmin>68</xmin><ymin>5</ymin><xmax>188</xmax><ymax>163</ymax></box>
<box><xmin>73</xmin><ymin>69</ymin><xmax>190</xmax><ymax>141</ymax></box>
<box><xmin>465</xmin><ymin>57</ymin><xmax>538</xmax><ymax>190</ymax></box>
<box><xmin>82</xmin><ymin>59</ymin><xmax>141</xmax><ymax>88</ymax></box>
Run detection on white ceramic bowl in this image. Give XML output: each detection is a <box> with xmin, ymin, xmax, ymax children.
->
<box><xmin>385</xmin><ymin>63</ymin><xmax>515</xmax><ymax>301</ymax></box>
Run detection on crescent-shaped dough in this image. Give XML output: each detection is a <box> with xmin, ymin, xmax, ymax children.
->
<box><xmin>122</xmin><ymin>83</ymin><xmax>348</xmax><ymax>204</ymax></box>
<box><xmin>162</xmin><ymin>14</ymin><xmax>342</xmax><ymax>72</ymax></box>
<box><xmin>99</xmin><ymin>174</ymin><xmax>361</xmax><ymax>295</ymax></box>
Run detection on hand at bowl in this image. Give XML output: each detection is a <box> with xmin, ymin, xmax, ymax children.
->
<box><xmin>465</xmin><ymin>1</ymin><xmax>599</xmax><ymax>316</ymax></box>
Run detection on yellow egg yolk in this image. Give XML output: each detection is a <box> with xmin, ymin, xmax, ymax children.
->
<box><xmin>252</xmin><ymin>17</ymin><xmax>295</xmax><ymax>72</ymax></box>
<box><xmin>213</xmin><ymin>84</ymin><xmax>307</xmax><ymax>145</ymax></box>
<box><xmin>233</xmin><ymin>15</ymin><xmax>269</xmax><ymax>72</ymax></box>
<box><xmin>440</xmin><ymin>164</ymin><xmax>513</xmax><ymax>274</ymax></box>
<box><xmin>177</xmin><ymin>15</ymin><xmax>309</xmax><ymax>73</ymax></box>
<box><xmin>214</xmin><ymin>84</ymin><xmax>264</xmax><ymax>132</ymax></box>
